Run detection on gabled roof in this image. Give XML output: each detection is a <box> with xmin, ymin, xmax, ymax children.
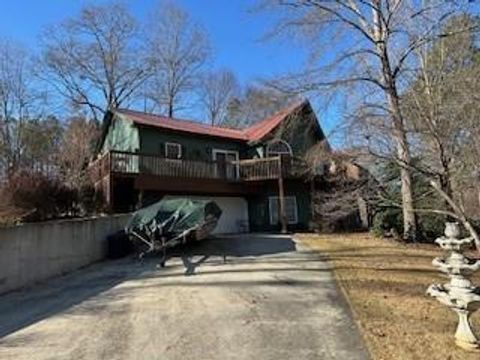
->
<box><xmin>243</xmin><ymin>100</ymin><xmax>306</xmax><ymax>141</ymax></box>
<box><xmin>115</xmin><ymin>108</ymin><xmax>247</xmax><ymax>141</ymax></box>
<box><xmin>113</xmin><ymin>99</ymin><xmax>309</xmax><ymax>142</ymax></box>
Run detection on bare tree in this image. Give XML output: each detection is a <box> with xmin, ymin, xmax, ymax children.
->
<box><xmin>145</xmin><ymin>2</ymin><xmax>210</xmax><ymax>118</ymax></box>
<box><xmin>403</xmin><ymin>15</ymin><xmax>480</xmax><ymax>208</ymax></box>
<box><xmin>225</xmin><ymin>85</ymin><xmax>296</xmax><ymax>128</ymax></box>
<box><xmin>258</xmin><ymin>0</ymin><xmax>476</xmax><ymax>241</ymax></box>
<box><xmin>58</xmin><ymin>117</ymin><xmax>99</xmax><ymax>189</ymax></box>
<box><xmin>39</xmin><ymin>2</ymin><xmax>149</xmax><ymax>121</ymax></box>
<box><xmin>198</xmin><ymin>70</ymin><xmax>238</xmax><ymax>125</ymax></box>
<box><xmin>19</xmin><ymin>116</ymin><xmax>63</xmax><ymax>175</ymax></box>
<box><xmin>393</xmin><ymin>14</ymin><xmax>480</xmax><ymax>249</ymax></box>
<box><xmin>303</xmin><ymin>142</ymin><xmax>377</xmax><ymax>231</ymax></box>
<box><xmin>0</xmin><ymin>39</ymin><xmax>42</xmax><ymax>179</ymax></box>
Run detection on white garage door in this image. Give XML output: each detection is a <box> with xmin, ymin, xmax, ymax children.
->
<box><xmin>163</xmin><ymin>195</ymin><xmax>249</xmax><ymax>234</ymax></box>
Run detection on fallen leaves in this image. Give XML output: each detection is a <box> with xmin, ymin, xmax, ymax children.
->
<box><xmin>296</xmin><ymin>233</ymin><xmax>480</xmax><ymax>360</ymax></box>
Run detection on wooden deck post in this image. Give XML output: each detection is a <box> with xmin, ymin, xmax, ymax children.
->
<box><xmin>106</xmin><ymin>152</ymin><xmax>114</xmax><ymax>213</ymax></box>
<box><xmin>277</xmin><ymin>156</ymin><xmax>288</xmax><ymax>234</ymax></box>
<box><xmin>137</xmin><ymin>189</ymin><xmax>144</xmax><ymax>210</ymax></box>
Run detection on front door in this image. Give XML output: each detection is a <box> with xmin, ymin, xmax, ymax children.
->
<box><xmin>213</xmin><ymin>150</ymin><xmax>239</xmax><ymax>179</ymax></box>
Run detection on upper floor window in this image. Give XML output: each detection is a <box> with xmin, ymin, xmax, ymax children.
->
<box><xmin>165</xmin><ymin>142</ymin><xmax>182</xmax><ymax>159</ymax></box>
<box><xmin>266</xmin><ymin>139</ymin><xmax>293</xmax><ymax>158</ymax></box>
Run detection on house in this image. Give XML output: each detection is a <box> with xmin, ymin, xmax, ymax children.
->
<box><xmin>90</xmin><ymin>99</ymin><xmax>327</xmax><ymax>233</ymax></box>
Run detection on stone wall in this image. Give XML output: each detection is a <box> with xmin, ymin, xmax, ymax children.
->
<box><xmin>0</xmin><ymin>214</ymin><xmax>130</xmax><ymax>295</ymax></box>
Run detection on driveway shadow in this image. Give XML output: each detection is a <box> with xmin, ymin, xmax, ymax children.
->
<box><xmin>0</xmin><ymin>234</ymin><xmax>298</xmax><ymax>339</ymax></box>
<box><xmin>175</xmin><ymin>234</ymin><xmax>296</xmax><ymax>258</ymax></box>
<box><xmin>170</xmin><ymin>234</ymin><xmax>297</xmax><ymax>275</ymax></box>
<box><xmin>0</xmin><ymin>260</ymin><xmax>146</xmax><ymax>339</ymax></box>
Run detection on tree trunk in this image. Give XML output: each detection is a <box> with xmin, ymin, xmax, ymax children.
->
<box><xmin>373</xmin><ymin>2</ymin><xmax>417</xmax><ymax>240</ymax></box>
<box><xmin>437</xmin><ymin>142</ymin><xmax>456</xmax><ymax>216</ymax></box>
<box><xmin>439</xmin><ymin>172</ymin><xmax>455</xmax><ymax>218</ymax></box>
<box><xmin>388</xmin><ymin>94</ymin><xmax>418</xmax><ymax>240</ymax></box>
<box><xmin>397</xmin><ymin>139</ymin><xmax>418</xmax><ymax>241</ymax></box>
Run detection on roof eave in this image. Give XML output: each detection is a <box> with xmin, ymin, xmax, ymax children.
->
<box><xmin>132</xmin><ymin>122</ymin><xmax>249</xmax><ymax>142</ymax></box>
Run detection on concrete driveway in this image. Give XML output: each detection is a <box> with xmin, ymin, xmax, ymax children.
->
<box><xmin>0</xmin><ymin>234</ymin><xmax>368</xmax><ymax>360</ymax></box>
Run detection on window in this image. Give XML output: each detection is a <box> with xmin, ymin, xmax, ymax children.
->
<box><xmin>269</xmin><ymin>196</ymin><xmax>298</xmax><ymax>225</ymax></box>
<box><xmin>213</xmin><ymin>149</ymin><xmax>239</xmax><ymax>179</ymax></box>
<box><xmin>165</xmin><ymin>142</ymin><xmax>182</xmax><ymax>159</ymax></box>
<box><xmin>266</xmin><ymin>139</ymin><xmax>293</xmax><ymax>157</ymax></box>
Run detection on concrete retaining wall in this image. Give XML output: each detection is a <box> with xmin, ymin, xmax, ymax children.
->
<box><xmin>0</xmin><ymin>214</ymin><xmax>130</xmax><ymax>295</ymax></box>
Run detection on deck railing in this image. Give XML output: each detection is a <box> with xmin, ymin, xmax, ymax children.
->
<box><xmin>89</xmin><ymin>150</ymin><xmax>305</xmax><ymax>183</ymax></box>
<box><xmin>234</xmin><ymin>157</ymin><xmax>281</xmax><ymax>181</ymax></box>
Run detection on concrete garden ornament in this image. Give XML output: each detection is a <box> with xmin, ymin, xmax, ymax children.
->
<box><xmin>427</xmin><ymin>222</ymin><xmax>480</xmax><ymax>351</ymax></box>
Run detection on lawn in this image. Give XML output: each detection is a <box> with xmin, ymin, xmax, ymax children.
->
<box><xmin>296</xmin><ymin>233</ymin><xmax>480</xmax><ymax>360</ymax></box>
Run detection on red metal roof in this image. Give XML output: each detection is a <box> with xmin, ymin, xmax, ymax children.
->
<box><xmin>115</xmin><ymin>109</ymin><xmax>247</xmax><ymax>140</ymax></box>
<box><xmin>242</xmin><ymin>101</ymin><xmax>305</xmax><ymax>141</ymax></box>
<box><xmin>115</xmin><ymin>100</ymin><xmax>306</xmax><ymax>142</ymax></box>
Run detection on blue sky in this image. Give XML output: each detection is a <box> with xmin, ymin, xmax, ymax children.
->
<box><xmin>2</xmin><ymin>1</ymin><xmax>480</xmax><ymax>142</ymax></box>
<box><xmin>0</xmin><ymin>0</ymin><xmax>305</xmax><ymax>87</ymax></box>
<box><xmin>0</xmin><ymin>1</ymin><xmax>336</xmax><ymax>137</ymax></box>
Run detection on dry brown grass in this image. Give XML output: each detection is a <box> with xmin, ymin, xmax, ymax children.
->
<box><xmin>296</xmin><ymin>233</ymin><xmax>480</xmax><ymax>360</ymax></box>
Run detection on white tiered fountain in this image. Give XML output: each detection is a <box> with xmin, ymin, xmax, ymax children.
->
<box><xmin>427</xmin><ymin>222</ymin><xmax>480</xmax><ymax>351</ymax></box>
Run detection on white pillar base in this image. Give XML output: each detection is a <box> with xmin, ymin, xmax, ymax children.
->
<box><xmin>455</xmin><ymin>309</ymin><xmax>480</xmax><ymax>352</ymax></box>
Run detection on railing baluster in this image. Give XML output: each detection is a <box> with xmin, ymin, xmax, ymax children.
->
<box><xmin>92</xmin><ymin>151</ymin><xmax>292</xmax><ymax>183</ymax></box>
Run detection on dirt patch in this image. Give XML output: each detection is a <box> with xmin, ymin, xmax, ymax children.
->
<box><xmin>296</xmin><ymin>233</ymin><xmax>480</xmax><ymax>360</ymax></box>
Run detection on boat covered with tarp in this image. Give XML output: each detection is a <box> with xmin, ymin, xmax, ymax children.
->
<box><xmin>125</xmin><ymin>198</ymin><xmax>222</xmax><ymax>263</ymax></box>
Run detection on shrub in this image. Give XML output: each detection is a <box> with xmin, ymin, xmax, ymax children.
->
<box><xmin>418</xmin><ymin>212</ymin><xmax>445</xmax><ymax>240</ymax></box>
<box><xmin>371</xmin><ymin>207</ymin><xmax>403</xmax><ymax>238</ymax></box>
<box><xmin>77</xmin><ymin>184</ymin><xmax>105</xmax><ymax>215</ymax></box>
<box><xmin>0</xmin><ymin>171</ymin><xmax>77</xmax><ymax>222</ymax></box>
<box><xmin>371</xmin><ymin>206</ymin><xmax>447</xmax><ymax>242</ymax></box>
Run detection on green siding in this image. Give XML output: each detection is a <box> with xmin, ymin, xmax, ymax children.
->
<box><xmin>101</xmin><ymin>114</ymin><xmax>139</xmax><ymax>153</ymax></box>
<box><xmin>248</xmin><ymin>180</ymin><xmax>312</xmax><ymax>232</ymax></box>
<box><xmin>139</xmin><ymin>127</ymin><xmax>248</xmax><ymax>160</ymax></box>
<box><xmin>102</xmin><ymin>103</ymin><xmax>323</xmax><ymax>230</ymax></box>
<box><xmin>266</xmin><ymin>105</ymin><xmax>324</xmax><ymax>158</ymax></box>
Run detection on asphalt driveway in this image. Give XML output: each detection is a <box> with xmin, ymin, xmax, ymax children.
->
<box><xmin>0</xmin><ymin>234</ymin><xmax>369</xmax><ymax>360</ymax></box>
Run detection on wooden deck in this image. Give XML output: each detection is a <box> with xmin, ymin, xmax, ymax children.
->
<box><xmin>89</xmin><ymin>150</ymin><xmax>296</xmax><ymax>185</ymax></box>
<box><xmin>89</xmin><ymin>151</ymin><xmax>306</xmax><ymax>230</ymax></box>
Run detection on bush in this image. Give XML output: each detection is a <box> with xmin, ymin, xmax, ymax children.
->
<box><xmin>371</xmin><ymin>206</ymin><xmax>447</xmax><ymax>242</ymax></box>
<box><xmin>371</xmin><ymin>207</ymin><xmax>403</xmax><ymax>238</ymax></box>
<box><xmin>77</xmin><ymin>184</ymin><xmax>105</xmax><ymax>214</ymax></box>
<box><xmin>370</xmin><ymin>159</ymin><xmax>449</xmax><ymax>242</ymax></box>
<box><xmin>418</xmin><ymin>213</ymin><xmax>445</xmax><ymax>240</ymax></box>
<box><xmin>0</xmin><ymin>171</ymin><xmax>77</xmax><ymax>222</ymax></box>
